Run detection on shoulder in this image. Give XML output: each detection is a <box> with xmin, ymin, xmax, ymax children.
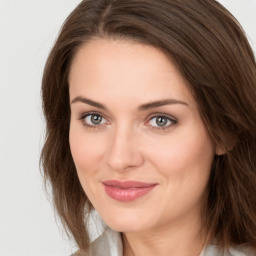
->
<box><xmin>201</xmin><ymin>244</ymin><xmax>256</xmax><ymax>256</ymax></box>
<box><xmin>71</xmin><ymin>210</ymin><xmax>123</xmax><ymax>256</ymax></box>
<box><xmin>88</xmin><ymin>227</ymin><xmax>123</xmax><ymax>256</ymax></box>
<box><xmin>71</xmin><ymin>227</ymin><xmax>122</xmax><ymax>256</ymax></box>
<box><xmin>71</xmin><ymin>250</ymin><xmax>89</xmax><ymax>256</ymax></box>
<box><xmin>229</xmin><ymin>245</ymin><xmax>256</xmax><ymax>256</ymax></box>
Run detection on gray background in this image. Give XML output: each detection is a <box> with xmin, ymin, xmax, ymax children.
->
<box><xmin>0</xmin><ymin>1</ymin><xmax>255</xmax><ymax>255</ymax></box>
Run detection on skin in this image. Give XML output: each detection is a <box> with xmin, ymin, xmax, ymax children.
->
<box><xmin>69</xmin><ymin>39</ymin><xmax>217</xmax><ymax>256</ymax></box>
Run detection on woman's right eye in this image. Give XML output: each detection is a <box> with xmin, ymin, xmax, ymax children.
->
<box><xmin>79</xmin><ymin>113</ymin><xmax>109</xmax><ymax>127</ymax></box>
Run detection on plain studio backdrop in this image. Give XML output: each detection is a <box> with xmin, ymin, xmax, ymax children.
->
<box><xmin>0</xmin><ymin>1</ymin><xmax>255</xmax><ymax>255</ymax></box>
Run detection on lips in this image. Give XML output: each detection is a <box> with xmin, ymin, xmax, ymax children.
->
<box><xmin>102</xmin><ymin>180</ymin><xmax>157</xmax><ymax>202</ymax></box>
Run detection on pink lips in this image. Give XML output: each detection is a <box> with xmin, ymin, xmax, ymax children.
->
<box><xmin>102</xmin><ymin>180</ymin><xmax>157</xmax><ymax>202</ymax></box>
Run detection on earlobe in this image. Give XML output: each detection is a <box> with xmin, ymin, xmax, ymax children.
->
<box><xmin>215</xmin><ymin>146</ymin><xmax>226</xmax><ymax>156</ymax></box>
<box><xmin>215</xmin><ymin>138</ymin><xmax>236</xmax><ymax>156</ymax></box>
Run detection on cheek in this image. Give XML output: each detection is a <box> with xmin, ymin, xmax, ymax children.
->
<box><xmin>146</xmin><ymin>126</ymin><xmax>214</xmax><ymax>217</ymax></box>
<box><xmin>69</xmin><ymin>127</ymin><xmax>107</xmax><ymax>202</ymax></box>
<box><xmin>146</xmin><ymin>124</ymin><xmax>215</xmax><ymax>179</ymax></box>
<box><xmin>69</xmin><ymin>125</ymin><xmax>105</xmax><ymax>179</ymax></box>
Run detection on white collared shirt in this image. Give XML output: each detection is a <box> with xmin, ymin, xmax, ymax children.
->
<box><xmin>86</xmin><ymin>211</ymin><xmax>255</xmax><ymax>256</ymax></box>
<box><xmin>88</xmin><ymin>226</ymin><xmax>255</xmax><ymax>256</ymax></box>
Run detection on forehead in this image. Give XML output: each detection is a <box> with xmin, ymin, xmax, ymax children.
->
<box><xmin>69</xmin><ymin>38</ymin><xmax>194</xmax><ymax>106</ymax></box>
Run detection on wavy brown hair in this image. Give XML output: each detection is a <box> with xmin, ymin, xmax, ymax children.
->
<box><xmin>41</xmin><ymin>0</ymin><xmax>256</xmax><ymax>252</ymax></box>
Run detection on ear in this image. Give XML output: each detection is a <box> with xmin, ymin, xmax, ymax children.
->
<box><xmin>215</xmin><ymin>145</ymin><xmax>227</xmax><ymax>156</ymax></box>
<box><xmin>215</xmin><ymin>138</ymin><xmax>237</xmax><ymax>156</ymax></box>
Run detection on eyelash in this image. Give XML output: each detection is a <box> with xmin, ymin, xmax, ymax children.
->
<box><xmin>78</xmin><ymin>112</ymin><xmax>178</xmax><ymax>130</ymax></box>
<box><xmin>145</xmin><ymin>113</ymin><xmax>178</xmax><ymax>130</ymax></box>
<box><xmin>78</xmin><ymin>111</ymin><xmax>109</xmax><ymax>129</ymax></box>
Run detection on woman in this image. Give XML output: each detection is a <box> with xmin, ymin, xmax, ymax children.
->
<box><xmin>41</xmin><ymin>0</ymin><xmax>256</xmax><ymax>255</ymax></box>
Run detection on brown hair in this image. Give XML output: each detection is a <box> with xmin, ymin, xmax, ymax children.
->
<box><xmin>41</xmin><ymin>0</ymin><xmax>256</xmax><ymax>252</ymax></box>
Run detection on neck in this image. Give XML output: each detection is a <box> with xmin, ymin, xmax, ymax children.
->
<box><xmin>122</xmin><ymin>214</ymin><xmax>208</xmax><ymax>256</ymax></box>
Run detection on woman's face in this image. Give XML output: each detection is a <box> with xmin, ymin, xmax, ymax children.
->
<box><xmin>69</xmin><ymin>39</ymin><xmax>216</xmax><ymax>233</ymax></box>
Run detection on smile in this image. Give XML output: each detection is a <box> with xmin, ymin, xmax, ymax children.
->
<box><xmin>102</xmin><ymin>180</ymin><xmax>158</xmax><ymax>202</ymax></box>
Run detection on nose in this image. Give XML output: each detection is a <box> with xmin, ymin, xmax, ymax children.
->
<box><xmin>106</xmin><ymin>126</ymin><xmax>144</xmax><ymax>172</ymax></box>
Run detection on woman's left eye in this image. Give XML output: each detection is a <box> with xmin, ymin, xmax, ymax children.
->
<box><xmin>146</xmin><ymin>115</ymin><xmax>177</xmax><ymax>128</ymax></box>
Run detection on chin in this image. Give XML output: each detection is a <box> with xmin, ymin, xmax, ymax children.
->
<box><xmin>99</xmin><ymin>207</ymin><xmax>153</xmax><ymax>233</ymax></box>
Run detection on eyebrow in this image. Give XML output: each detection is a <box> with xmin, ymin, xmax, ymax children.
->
<box><xmin>138</xmin><ymin>99</ymin><xmax>188</xmax><ymax>110</ymax></box>
<box><xmin>71</xmin><ymin>96</ymin><xmax>189</xmax><ymax>110</ymax></box>
<box><xmin>71</xmin><ymin>96</ymin><xmax>107</xmax><ymax>110</ymax></box>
